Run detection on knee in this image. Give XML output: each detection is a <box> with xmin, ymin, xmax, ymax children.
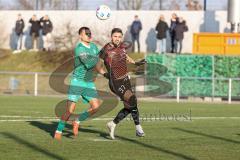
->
<box><xmin>89</xmin><ymin>106</ymin><xmax>99</xmax><ymax>115</ymax></box>
<box><xmin>92</xmin><ymin>99</ymin><xmax>101</xmax><ymax>108</ymax></box>
<box><xmin>89</xmin><ymin>100</ymin><xmax>101</xmax><ymax>114</ymax></box>
<box><xmin>67</xmin><ymin>101</ymin><xmax>76</xmax><ymax>113</ymax></box>
<box><xmin>92</xmin><ymin>104</ymin><xmax>100</xmax><ymax>112</ymax></box>
<box><xmin>128</xmin><ymin>94</ymin><xmax>137</xmax><ymax>108</ymax></box>
<box><xmin>69</xmin><ymin>107</ymin><xmax>75</xmax><ymax>113</ymax></box>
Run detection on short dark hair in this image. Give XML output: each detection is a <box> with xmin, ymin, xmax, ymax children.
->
<box><xmin>111</xmin><ymin>28</ymin><xmax>123</xmax><ymax>36</ymax></box>
<box><xmin>78</xmin><ymin>27</ymin><xmax>90</xmax><ymax>35</ymax></box>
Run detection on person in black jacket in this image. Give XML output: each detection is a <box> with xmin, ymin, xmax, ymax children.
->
<box><xmin>130</xmin><ymin>15</ymin><xmax>142</xmax><ymax>53</ymax></box>
<box><xmin>29</xmin><ymin>15</ymin><xmax>40</xmax><ymax>51</ymax></box>
<box><xmin>169</xmin><ymin>13</ymin><xmax>178</xmax><ymax>53</ymax></box>
<box><xmin>13</xmin><ymin>14</ymin><xmax>25</xmax><ymax>54</ymax></box>
<box><xmin>155</xmin><ymin>15</ymin><xmax>169</xmax><ymax>54</ymax></box>
<box><xmin>40</xmin><ymin>15</ymin><xmax>53</xmax><ymax>51</ymax></box>
<box><xmin>174</xmin><ymin>17</ymin><xmax>188</xmax><ymax>54</ymax></box>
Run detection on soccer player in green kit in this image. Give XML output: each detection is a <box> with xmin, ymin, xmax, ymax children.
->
<box><xmin>54</xmin><ymin>27</ymin><xmax>106</xmax><ymax>140</ymax></box>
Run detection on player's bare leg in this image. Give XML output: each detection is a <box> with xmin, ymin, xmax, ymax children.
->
<box><xmin>72</xmin><ymin>98</ymin><xmax>101</xmax><ymax>137</ymax></box>
<box><xmin>54</xmin><ymin>101</ymin><xmax>76</xmax><ymax>140</ymax></box>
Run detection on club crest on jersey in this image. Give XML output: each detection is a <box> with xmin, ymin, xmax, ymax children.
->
<box><xmin>80</xmin><ymin>52</ymin><xmax>88</xmax><ymax>59</ymax></box>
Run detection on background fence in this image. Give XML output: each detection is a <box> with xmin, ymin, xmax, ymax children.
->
<box><xmin>0</xmin><ymin>71</ymin><xmax>239</xmax><ymax>104</ymax></box>
<box><xmin>145</xmin><ymin>53</ymin><xmax>240</xmax><ymax>103</ymax></box>
<box><xmin>0</xmin><ymin>54</ymin><xmax>239</xmax><ymax>103</ymax></box>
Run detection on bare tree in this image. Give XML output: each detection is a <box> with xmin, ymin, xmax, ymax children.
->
<box><xmin>148</xmin><ymin>0</ymin><xmax>159</xmax><ymax>10</ymax></box>
<box><xmin>64</xmin><ymin>0</ymin><xmax>79</xmax><ymax>10</ymax></box>
<box><xmin>169</xmin><ymin>0</ymin><xmax>180</xmax><ymax>10</ymax></box>
<box><xmin>117</xmin><ymin>0</ymin><xmax>163</xmax><ymax>10</ymax></box>
<box><xmin>18</xmin><ymin>0</ymin><xmax>59</xmax><ymax>10</ymax></box>
<box><xmin>92</xmin><ymin>25</ymin><xmax>112</xmax><ymax>47</ymax></box>
<box><xmin>39</xmin><ymin>0</ymin><xmax>47</xmax><ymax>10</ymax></box>
<box><xmin>118</xmin><ymin>0</ymin><xmax>143</xmax><ymax>10</ymax></box>
<box><xmin>0</xmin><ymin>0</ymin><xmax>3</xmax><ymax>9</ymax></box>
<box><xmin>186</xmin><ymin>0</ymin><xmax>203</xmax><ymax>10</ymax></box>
<box><xmin>53</xmin><ymin>21</ymin><xmax>78</xmax><ymax>50</ymax></box>
<box><xmin>0</xmin><ymin>19</ymin><xmax>8</xmax><ymax>52</ymax></box>
<box><xmin>13</xmin><ymin>0</ymin><xmax>80</xmax><ymax>10</ymax></box>
<box><xmin>50</xmin><ymin>0</ymin><xmax>62</xmax><ymax>9</ymax></box>
<box><xmin>17</xmin><ymin>0</ymin><xmax>34</xmax><ymax>10</ymax></box>
<box><xmin>157</xmin><ymin>0</ymin><xmax>202</xmax><ymax>10</ymax></box>
<box><xmin>49</xmin><ymin>0</ymin><xmax>79</xmax><ymax>10</ymax></box>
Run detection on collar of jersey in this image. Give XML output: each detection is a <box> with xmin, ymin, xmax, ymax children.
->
<box><xmin>81</xmin><ymin>42</ymin><xmax>91</xmax><ymax>49</ymax></box>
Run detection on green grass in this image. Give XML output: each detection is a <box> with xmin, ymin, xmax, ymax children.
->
<box><xmin>0</xmin><ymin>96</ymin><xmax>240</xmax><ymax>160</ymax></box>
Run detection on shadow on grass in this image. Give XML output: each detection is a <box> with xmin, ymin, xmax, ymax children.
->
<box><xmin>79</xmin><ymin>127</ymin><xmax>196</xmax><ymax>160</ymax></box>
<box><xmin>0</xmin><ymin>132</ymin><xmax>66</xmax><ymax>160</ymax></box>
<box><xmin>29</xmin><ymin>121</ymin><xmax>196</xmax><ymax>160</ymax></box>
<box><xmin>29</xmin><ymin>121</ymin><xmax>74</xmax><ymax>139</ymax></box>
<box><xmin>173</xmin><ymin>128</ymin><xmax>240</xmax><ymax>145</ymax></box>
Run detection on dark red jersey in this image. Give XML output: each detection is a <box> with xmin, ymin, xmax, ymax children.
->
<box><xmin>99</xmin><ymin>42</ymin><xmax>130</xmax><ymax>80</ymax></box>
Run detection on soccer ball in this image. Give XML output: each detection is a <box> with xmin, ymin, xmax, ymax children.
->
<box><xmin>96</xmin><ymin>5</ymin><xmax>111</xmax><ymax>20</ymax></box>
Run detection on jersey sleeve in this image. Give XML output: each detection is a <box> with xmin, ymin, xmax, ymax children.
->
<box><xmin>99</xmin><ymin>48</ymin><xmax>106</xmax><ymax>60</ymax></box>
<box><xmin>95</xmin><ymin>44</ymin><xmax>100</xmax><ymax>55</ymax></box>
<box><xmin>75</xmin><ymin>46</ymin><xmax>98</xmax><ymax>70</ymax></box>
<box><xmin>99</xmin><ymin>44</ymin><xmax>108</xmax><ymax>60</ymax></box>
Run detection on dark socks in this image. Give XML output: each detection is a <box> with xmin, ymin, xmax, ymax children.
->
<box><xmin>113</xmin><ymin>108</ymin><xmax>130</xmax><ymax>124</ymax></box>
<box><xmin>130</xmin><ymin>107</ymin><xmax>140</xmax><ymax>125</ymax></box>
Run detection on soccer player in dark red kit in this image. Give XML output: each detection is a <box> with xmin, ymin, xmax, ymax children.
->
<box><xmin>99</xmin><ymin>28</ymin><xmax>145</xmax><ymax>139</ymax></box>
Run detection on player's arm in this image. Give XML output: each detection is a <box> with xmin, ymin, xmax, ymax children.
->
<box><xmin>97</xmin><ymin>47</ymin><xmax>110</xmax><ymax>79</ymax></box>
<box><xmin>78</xmin><ymin>54</ymin><xmax>97</xmax><ymax>70</ymax></box>
<box><xmin>126</xmin><ymin>54</ymin><xmax>146</xmax><ymax>66</ymax></box>
<box><xmin>95</xmin><ymin>60</ymin><xmax>105</xmax><ymax>74</ymax></box>
<box><xmin>126</xmin><ymin>54</ymin><xmax>135</xmax><ymax>64</ymax></box>
<box><xmin>75</xmin><ymin>45</ymin><xmax>98</xmax><ymax>70</ymax></box>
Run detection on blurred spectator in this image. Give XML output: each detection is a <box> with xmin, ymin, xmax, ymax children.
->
<box><xmin>40</xmin><ymin>15</ymin><xmax>53</xmax><ymax>51</ymax></box>
<box><xmin>130</xmin><ymin>15</ymin><xmax>142</xmax><ymax>53</ymax></box>
<box><xmin>29</xmin><ymin>14</ymin><xmax>40</xmax><ymax>51</ymax></box>
<box><xmin>155</xmin><ymin>15</ymin><xmax>169</xmax><ymax>54</ymax></box>
<box><xmin>13</xmin><ymin>14</ymin><xmax>25</xmax><ymax>54</ymax></box>
<box><xmin>174</xmin><ymin>17</ymin><xmax>188</xmax><ymax>54</ymax></box>
<box><xmin>169</xmin><ymin>13</ymin><xmax>178</xmax><ymax>53</ymax></box>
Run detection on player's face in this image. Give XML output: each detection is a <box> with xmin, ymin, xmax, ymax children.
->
<box><xmin>111</xmin><ymin>32</ymin><xmax>123</xmax><ymax>46</ymax></box>
<box><xmin>80</xmin><ymin>29</ymin><xmax>92</xmax><ymax>43</ymax></box>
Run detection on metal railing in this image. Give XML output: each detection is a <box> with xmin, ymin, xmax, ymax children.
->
<box><xmin>0</xmin><ymin>71</ymin><xmax>239</xmax><ymax>103</ymax></box>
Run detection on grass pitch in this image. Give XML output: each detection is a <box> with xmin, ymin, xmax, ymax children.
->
<box><xmin>0</xmin><ymin>96</ymin><xmax>240</xmax><ymax>160</ymax></box>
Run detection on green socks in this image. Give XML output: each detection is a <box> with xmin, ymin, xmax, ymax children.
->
<box><xmin>56</xmin><ymin>110</ymin><xmax>89</xmax><ymax>133</ymax></box>
<box><xmin>78</xmin><ymin>110</ymin><xmax>89</xmax><ymax>121</ymax></box>
<box><xmin>56</xmin><ymin>120</ymin><xmax>66</xmax><ymax>133</ymax></box>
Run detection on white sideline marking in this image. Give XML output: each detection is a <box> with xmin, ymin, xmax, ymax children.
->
<box><xmin>91</xmin><ymin>138</ymin><xmax>117</xmax><ymax>142</ymax></box>
<box><xmin>192</xmin><ymin>117</ymin><xmax>240</xmax><ymax>120</ymax></box>
<box><xmin>1</xmin><ymin>115</ymin><xmax>240</xmax><ymax>122</ymax></box>
<box><xmin>0</xmin><ymin>115</ymin><xmax>55</xmax><ymax>118</ymax></box>
<box><xmin>0</xmin><ymin>119</ymin><xmax>58</xmax><ymax>122</ymax></box>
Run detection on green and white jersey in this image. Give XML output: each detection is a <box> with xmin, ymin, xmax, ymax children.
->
<box><xmin>72</xmin><ymin>42</ymin><xmax>99</xmax><ymax>81</ymax></box>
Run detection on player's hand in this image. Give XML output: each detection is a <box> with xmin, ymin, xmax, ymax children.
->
<box><xmin>103</xmin><ymin>72</ymin><xmax>110</xmax><ymax>79</ymax></box>
<box><xmin>135</xmin><ymin>59</ymin><xmax>146</xmax><ymax>66</ymax></box>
